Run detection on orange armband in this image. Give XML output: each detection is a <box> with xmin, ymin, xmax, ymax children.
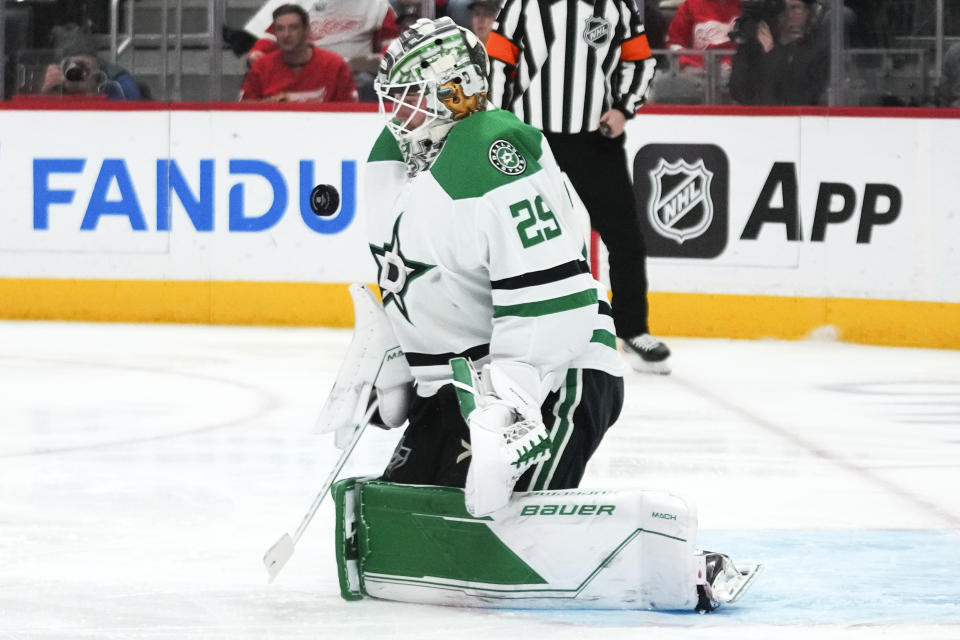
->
<box><xmin>621</xmin><ymin>34</ymin><xmax>652</xmax><ymax>61</ymax></box>
<box><xmin>486</xmin><ymin>32</ymin><xmax>520</xmax><ymax>66</ymax></box>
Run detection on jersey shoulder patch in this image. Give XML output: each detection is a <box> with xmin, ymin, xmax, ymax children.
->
<box><xmin>368</xmin><ymin>127</ymin><xmax>404</xmax><ymax>164</ymax></box>
<box><xmin>430</xmin><ymin>109</ymin><xmax>545</xmax><ymax>201</ymax></box>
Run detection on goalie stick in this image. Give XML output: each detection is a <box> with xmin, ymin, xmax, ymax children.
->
<box><xmin>263</xmin><ymin>283</ymin><xmax>411</xmax><ymax>581</ymax></box>
<box><xmin>262</xmin><ymin>397</ymin><xmax>378</xmax><ymax>583</ymax></box>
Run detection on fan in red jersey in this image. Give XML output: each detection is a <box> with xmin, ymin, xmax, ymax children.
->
<box><xmin>240</xmin><ymin>4</ymin><xmax>358</xmax><ymax>103</ymax></box>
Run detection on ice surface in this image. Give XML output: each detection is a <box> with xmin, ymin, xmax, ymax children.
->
<box><xmin>1</xmin><ymin>321</ymin><xmax>958</xmax><ymax>639</ymax></box>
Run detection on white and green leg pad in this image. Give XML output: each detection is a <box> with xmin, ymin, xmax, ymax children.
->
<box><xmin>332</xmin><ymin>477</ymin><xmax>759</xmax><ymax>610</ymax></box>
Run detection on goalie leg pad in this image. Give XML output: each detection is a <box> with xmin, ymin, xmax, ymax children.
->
<box><xmin>332</xmin><ymin>477</ymin><xmax>362</xmax><ymax>600</ymax></box>
<box><xmin>334</xmin><ymin>478</ymin><xmax>713</xmax><ymax>610</ymax></box>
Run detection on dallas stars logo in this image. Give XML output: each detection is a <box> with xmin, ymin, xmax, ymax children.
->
<box><xmin>369</xmin><ymin>214</ymin><xmax>434</xmax><ymax>323</ymax></box>
<box><xmin>489</xmin><ymin>139</ymin><xmax>526</xmax><ymax>175</ymax></box>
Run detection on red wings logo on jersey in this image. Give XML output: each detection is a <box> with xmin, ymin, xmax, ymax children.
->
<box><xmin>309</xmin><ymin>16</ymin><xmax>364</xmax><ymax>41</ymax></box>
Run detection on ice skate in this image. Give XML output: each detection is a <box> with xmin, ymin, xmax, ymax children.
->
<box><xmin>695</xmin><ymin>551</ymin><xmax>762</xmax><ymax>613</ymax></box>
<box><xmin>621</xmin><ymin>333</ymin><xmax>671</xmax><ymax>375</ymax></box>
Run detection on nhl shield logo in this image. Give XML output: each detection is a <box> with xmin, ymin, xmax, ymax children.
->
<box><xmin>648</xmin><ymin>158</ymin><xmax>714</xmax><ymax>244</ymax></box>
<box><xmin>583</xmin><ymin>17</ymin><xmax>611</xmax><ymax>48</ymax></box>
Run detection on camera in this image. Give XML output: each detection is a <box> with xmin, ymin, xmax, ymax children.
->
<box><xmin>729</xmin><ymin>0</ymin><xmax>786</xmax><ymax>44</ymax></box>
<box><xmin>62</xmin><ymin>58</ymin><xmax>91</xmax><ymax>82</ymax></box>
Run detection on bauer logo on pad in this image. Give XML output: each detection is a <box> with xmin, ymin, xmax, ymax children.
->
<box><xmin>633</xmin><ymin>144</ymin><xmax>729</xmax><ymax>259</ymax></box>
<box><xmin>520</xmin><ymin>504</ymin><xmax>616</xmax><ymax>516</ymax></box>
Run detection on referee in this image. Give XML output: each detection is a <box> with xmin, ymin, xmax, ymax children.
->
<box><xmin>487</xmin><ymin>0</ymin><xmax>671</xmax><ymax>374</ymax></box>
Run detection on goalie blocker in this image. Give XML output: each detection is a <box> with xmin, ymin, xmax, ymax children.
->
<box><xmin>332</xmin><ymin>477</ymin><xmax>761</xmax><ymax>611</ymax></box>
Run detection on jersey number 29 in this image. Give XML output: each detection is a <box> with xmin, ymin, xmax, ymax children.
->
<box><xmin>509</xmin><ymin>196</ymin><xmax>562</xmax><ymax>248</ymax></box>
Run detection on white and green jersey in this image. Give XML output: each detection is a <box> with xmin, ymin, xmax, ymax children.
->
<box><xmin>365</xmin><ymin>109</ymin><xmax>623</xmax><ymax>398</ymax></box>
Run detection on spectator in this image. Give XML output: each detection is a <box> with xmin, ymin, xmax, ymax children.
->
<box><xmin>729</xmin><ymin>0</ymin><xmax>829</xmax><ymax>105</ymax></box>
<box><xmin>653</xmin><ymin>0</ymin><xmax>739</xmax><ymax>103</ymax></box>
<box><xmin>666</xmin><ymin>0</ymin><xmax>741</xmax><ymax>71</ymax></box>
<box><xmin>240</xmin><ymin>4</ymin><xmax>358</xmax><ymax>103</ymax></box>
<box><xmin>40</xmin><ymin>25</ymin><xmax>142</xmax><ymax>100</ymax></box>
<box><xmin>468</xmin><ymin>0</ymin><xmax>500</xmax><ymax>45</ymax></box>
<box><xmin>939</xmin><ymin>41</ymin><xmax>960</xmax><ymax>108</ymax></box>
<box><xmin>243</xmin><ymin>0</ymin><xmax>399</xmax><ymax>101</ymax></box>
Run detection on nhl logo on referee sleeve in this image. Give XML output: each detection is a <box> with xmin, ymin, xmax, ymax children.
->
<box><xmin>489</xmin><ymin>140</ymin><xmax>526</xmax><ymax>175</ymax></box>
<box><xmin>583</xmin><ymin>17</ymin><xmax>611</xmax><ymax>48</ymax></box>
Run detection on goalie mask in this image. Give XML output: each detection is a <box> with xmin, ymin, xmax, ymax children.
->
<box><xmin>375</xmin><ymin>17</ymin><xmax>490</xmax><ymax>175</ymax></box>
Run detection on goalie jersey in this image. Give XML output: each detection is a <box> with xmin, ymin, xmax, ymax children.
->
<box><xmin>364</xmin><ymin>108</ymin><xmax>624</xmax><ymax>398</ymax></box>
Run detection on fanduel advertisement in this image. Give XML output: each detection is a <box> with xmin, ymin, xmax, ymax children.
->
<box><xmin>0</xmin><ymin>110</ymin><xmax>380</xmax><ymax>283</ymax></box>
<box><xmin>31</xmin><ymin>157</ymin><xmax>356</xmax><ymax>235</ymax></box>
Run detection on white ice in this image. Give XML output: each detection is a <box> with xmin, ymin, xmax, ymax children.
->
<box><xmin>1</xmin><ymin>320</ymin><xmax>958</xmax><ymax>639</ymax></box>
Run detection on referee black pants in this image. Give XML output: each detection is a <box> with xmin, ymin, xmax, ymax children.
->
<box><xmin>545</xmin><ymin>130</ymin><xmax>651</xmax><ymax>338</ymax></box>
<box><xmin>381</xmin><ymin>368</ymin><xmax>624</xmax><ymax>491</ymax></box>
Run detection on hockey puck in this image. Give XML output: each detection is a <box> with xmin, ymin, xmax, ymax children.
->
<box><xmin>310</xmin><ymin>184</ymin><xmax>340</xmax><ymax>216</ymax></box>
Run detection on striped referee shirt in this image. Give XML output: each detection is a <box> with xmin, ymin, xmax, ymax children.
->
<box><xmin>487</xmin><ymin>0</ymin><xmax>656</xmax><ymax>134</ymax></box>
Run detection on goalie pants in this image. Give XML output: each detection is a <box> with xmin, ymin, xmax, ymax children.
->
<box><xmin>381</xmin><ymin>368</ymin><xmax>624</xmax><ymax>490</ymax></box>
<box><xmin>545</xmin><ymin>130</ymin><xmax>651</xmax><ymax>338</ymax></box>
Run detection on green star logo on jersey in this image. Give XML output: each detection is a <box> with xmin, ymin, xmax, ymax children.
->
<box><xmin>369</xmin><ymin>214</ymin><xmax>435</xmax><ymax>323</ymax></box>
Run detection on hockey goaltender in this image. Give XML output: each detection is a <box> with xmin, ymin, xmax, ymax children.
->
<box><xmin>264</xmin><ymin>17</ymin><xmax>761</xmax><ymax>613</ymax></box>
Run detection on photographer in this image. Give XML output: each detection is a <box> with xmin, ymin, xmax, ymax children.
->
<box><xmin>729</xmin><ymin>0</ymin><xmax>828</xmax><ymax>106</ymax></box>
<box><xmin>41</xmin><ymin>27</ymin><xmax>142</xmax><ymax>100</ymax></box>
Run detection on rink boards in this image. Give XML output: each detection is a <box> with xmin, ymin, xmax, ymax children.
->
<box><xmin>0</xmin><ymin>103</ymin><xmax>957</xmax><ymax>348</ymax></box>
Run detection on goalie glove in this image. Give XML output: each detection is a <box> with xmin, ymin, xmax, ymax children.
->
<box><xmin>450</xmin><ymin>358</ymin><xmax>553</xmax><ymax>517</ymax></box>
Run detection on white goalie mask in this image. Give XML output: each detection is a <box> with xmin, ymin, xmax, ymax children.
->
<box><xmin>375</xmin><ymin>17</ymin><xmax>490</xmax><ymax>175</ymax></box>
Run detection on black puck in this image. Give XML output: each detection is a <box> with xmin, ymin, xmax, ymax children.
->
<box><xmin>310</xmin><ymin>184</ymin><xmax>340</xmax><ymax>216</ymax></box>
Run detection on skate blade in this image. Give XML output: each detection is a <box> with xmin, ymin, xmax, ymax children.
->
<box><xmin>717</xmin><ymin>562</ymin><xmax>762</xmax><ymax>604</ymax></box>
<box><xmin>623</xmin><ymin>352</ymin><xmax>671</xmax><ymax>375</ymax></box>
